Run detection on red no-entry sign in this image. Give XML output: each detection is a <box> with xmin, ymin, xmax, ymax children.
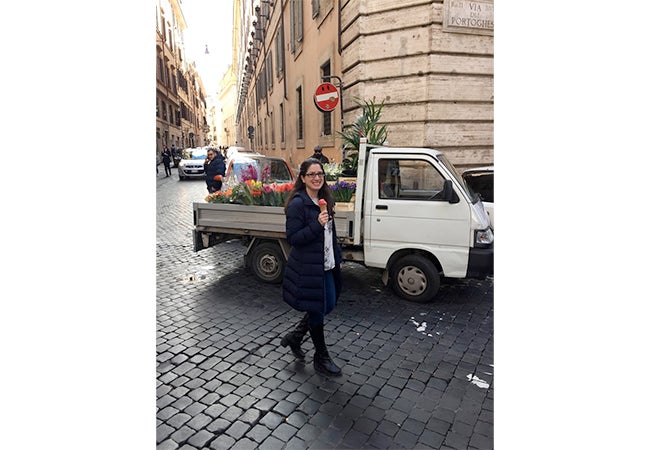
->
<box><xmin>314</xmin><ymin>82</ymin><xmax>339</xmax><ymax>112</ymax></box>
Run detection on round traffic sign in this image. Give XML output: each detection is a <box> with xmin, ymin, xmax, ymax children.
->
<box><xmin>314</xmin><ymin>82</ymin><xmax>339</xmax><ymax>112</ymax></box>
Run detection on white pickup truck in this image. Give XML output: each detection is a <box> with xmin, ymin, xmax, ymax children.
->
<box><xmin>193</xmin><ymin>139</ymin><xmax>493</xmax><ymax>303</ymax></box>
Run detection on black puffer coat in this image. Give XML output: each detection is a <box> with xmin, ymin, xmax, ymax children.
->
<box><xmin>204</xmin><ymin>153</ymin><xmax>226</xmax><ymax>192</ymax></box>
<box><xmin>282</xmin><ymin>190</ymin><xmax>342</xmax><ymax>314</ymax></box>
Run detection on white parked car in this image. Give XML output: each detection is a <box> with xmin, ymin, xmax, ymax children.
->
<box><xmin>178</xmin><ymin>147</ymin><xmax>209</xmax><ymax>180</ymax></box>
<box><xmin>462</xmin><ymin>166</ymin><xmax>494</xmax><ymax>229</ymax></box>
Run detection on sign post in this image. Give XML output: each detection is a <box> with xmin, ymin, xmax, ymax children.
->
<box><xmin>314</xmin><ymin>82</ymin><xmax>339</xmax><ymax>112</ymax></box>
<box><xmin>317</xmin><ymin>75</ymin><xmax>344</xmax><ymax>134</ymax></box>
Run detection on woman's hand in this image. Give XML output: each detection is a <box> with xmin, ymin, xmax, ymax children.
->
<box><xmin>318</xmin><ymin>210</ymin><xmax>329</xmax><ymax>226</ymax></box>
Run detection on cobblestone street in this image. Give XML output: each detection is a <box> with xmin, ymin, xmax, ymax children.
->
<box><xmin>156</xmin><ymin>167</ymin><xmax>494</xmax><ymax>449</ymax></box>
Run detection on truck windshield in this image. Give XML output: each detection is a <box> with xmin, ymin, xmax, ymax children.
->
<box><xmin>436</xmin><ymin>154</ymin><xmax>477</xmax><ymax>203</ymax></box>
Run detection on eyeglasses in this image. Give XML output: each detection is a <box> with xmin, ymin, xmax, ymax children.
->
<box><xmin>304</xmin><ymin>172</ymin><xmax>325</xmax><ymax>178</ymax></box>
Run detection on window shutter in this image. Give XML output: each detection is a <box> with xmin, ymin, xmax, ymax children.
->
<box><xmin>290</xmin><ymin>0</ymin><xmax>295</xmax><ymax>53</ymax></box>
<box><xmin>297</xmin><ymin>0</ymin><xmax>303</xmax><ymax>42</ymax></box>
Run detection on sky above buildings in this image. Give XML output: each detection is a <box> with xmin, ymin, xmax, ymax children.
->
<box><xmin>181</xmin><ymin>0</ymin><xmax>234</xmax><ymax>96</ymax></box>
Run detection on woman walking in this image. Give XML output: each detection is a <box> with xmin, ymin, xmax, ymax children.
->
<box><xmin>281</xmin><ymin>158</ymin><xmax>343</xmax><ymax>376</ymax></box>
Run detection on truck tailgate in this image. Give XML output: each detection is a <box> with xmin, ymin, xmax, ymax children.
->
<box><xmin>193</xmin><ymin>203</ymin><xmax>286</xmax><ymax>234</ymax></box>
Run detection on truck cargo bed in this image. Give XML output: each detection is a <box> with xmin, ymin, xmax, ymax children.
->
<box><xmin>193</xmin><ymin>203</ymin><xmax>286</xmax><ymax>238</ymax></box>
<box><xmin>193</xmin><ymin>202</ymin><xmax>357</xmax><ymax>244</ymax></box>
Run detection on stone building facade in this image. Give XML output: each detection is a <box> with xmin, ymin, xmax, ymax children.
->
<box><xmin>155</xmin><ymin>0</ymin><xmax>210</xmax><ymax>159</ymax></box>
<box><xmin>218</xmin><ymin>65</ymin><xmax>238</xmax><ymax>148</ymax></box>
<box><xmin>234</xmin><ymin>0</ymin><xmax>493</xmax><ymax>171</ymax></box>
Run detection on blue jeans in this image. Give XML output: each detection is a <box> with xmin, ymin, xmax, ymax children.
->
<box><xmin>308</xmin><ymin>270</ymin><xmax>336</xmax><ymax>327</ymax></box>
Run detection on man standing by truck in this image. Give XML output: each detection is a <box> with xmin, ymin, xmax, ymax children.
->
<box><xmin>309</xmin><ymin>146</ymin><xmax>330</xmax><ymax>164</ymax></box>
<box><xmin>204</xmin><ymin>148</ymin><xmax>226</xmax><ymax>193</ymax></box>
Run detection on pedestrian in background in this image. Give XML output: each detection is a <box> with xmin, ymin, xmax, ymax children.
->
<box><xmin>281</xmin><ymin>158</ymin><xmax>343</xmax><ymax>376</ymax></box>
<box><xmin>204</xmin><ymin>148</ymin><xmax>226</xmax><ymax>193</ymax></box>
<box><xmin>309</xmin><ymin>145</ymin><xmax>330</xmax><ymax>164</ymax></box>
<box><xmin>162</xmin><ymin>147</ymin><xmax>172</xmax><ymax>177</ymax></box>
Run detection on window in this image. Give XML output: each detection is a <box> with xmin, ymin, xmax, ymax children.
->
<box><xmin>463</xmin><ymin>171</ymin><xmax>494</xmax><ymax>203</ymax></box>
<box><xmin>270</xmin><ymin>111</ymin><xmax>275</xmax><ymax>145</ymax></box>
<box><xmin>266</xmin><ymin>53</ymin><xmax>273</xmax><ymax>92</ymax></box>
<box><xmin>321</xmin><ymin>60</ymin><xmax>332</xmax><ymax>135</ymax></box>
<box><xmin>280</xmin><ymin>103</ymin><xmax>285</xmax><ymax>144</ymax></box>
<box><xmin>312</xmin><ymin>0</ymin><xmax>320</xmax><ymax>18</ymax></box>
<box><xmin>162</xmin><ymin>101</ymin><xmax>167</xmax><ymax>120</ymax></box>
<box><xmin>377</xmin><ymin>159</ymin><xmax>447</xmax><ymax>200</ymax></box>
<box><xmin>178</xmin><ymin>70</ymin><xmax>187</xmax><ymax>92</ymax></box>
<box><xmin>260</xmin><ymin>64</ymin><xmax>267</xmax><ymax>100</ymax></box>
<box><xmin>290</xmin><ymin>0</ymin><xmax>303</xmax><ymax>53</ymax></box>
<box><xmin>275</xmin><ymin>27</ymin><xmax>285</xmax><ymax>78</ymax></box>
<box><xmin>157</xmin><ymin>56</ymin><xmax>164</xmax><ymax>82</ymax></box>
<box><xmin>161</xmin><ymin>16</ymin><xmax>166</xmax><ymax>41</ymax></box>
<box><xmin>296</xmin><ymin>86</ymin><xmax>303</xmax><ymax>140</ymax></box>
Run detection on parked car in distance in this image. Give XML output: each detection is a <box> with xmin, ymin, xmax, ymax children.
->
<box><xmin>462</xmin><ymin>166</ymin><xmax>494</xmax><ymax>229</ymax></box>
<box><xmin>178</xmin><ymin>147</ymin><xmax>208</xmax><ymax>180</ymax></box>
<box><xmin>223</xmin><ymin>153</ymin><xmax>295</xmax><ymax>190</ymax></box>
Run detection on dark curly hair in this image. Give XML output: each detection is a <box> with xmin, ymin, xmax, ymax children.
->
<box><xmin>284</xmin><ymin>158</ymin><xmax>335</xmax><ymax>215</ymax></box>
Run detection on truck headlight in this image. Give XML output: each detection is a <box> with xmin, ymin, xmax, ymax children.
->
<box><xmin>474</xmin><ymin>228</ymin><xmax>494</xmax><ymax>247</ymax></box>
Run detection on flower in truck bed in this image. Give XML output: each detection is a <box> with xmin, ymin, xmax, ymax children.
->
<box><xmin>240</xmin><ymin>163</ymin><xmax>258</xmax><ymax>182</ymax></box>
<box><xmin>329</xmin><ymin>180</ymin><xmax>357</xmax><ymax>203</ymax></box>
<box><xmin>205</xmin><ymin>181</ymin><xmax>295</xmax><ymax>206</ymax></box>
<box><xmin>205</xmin><ymin>190</ymin><xmax>230</xmax><ymax>203</ymax></box>
<box><xmin>323</xmin><ymin>162</ymin><xmax>342</xmax><ymax>181</ymax></box>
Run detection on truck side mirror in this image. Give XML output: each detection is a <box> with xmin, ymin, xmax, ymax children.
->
<box><xmin>442</xmin><ymin>179</ymin><xmax>460</xmax><ymax>203</ymax></box>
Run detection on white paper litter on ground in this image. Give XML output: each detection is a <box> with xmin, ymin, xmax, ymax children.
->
<box><xmin>466</xmin><ymin>374</ymin><xmax>490</xmax><ymax>389</ymax></box>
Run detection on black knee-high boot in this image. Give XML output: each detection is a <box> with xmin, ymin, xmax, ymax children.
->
<box><xmin>280</xmin><ymin>313</ymin><xmax>310</xmax><ymax>359</ymax></box>
<box><xmin>309</xmin><ymin>324</ymin><xmax>341</xmax><ymax>376</ymax></box>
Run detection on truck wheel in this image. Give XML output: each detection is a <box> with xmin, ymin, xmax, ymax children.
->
<box><xmin>249</xmin><ymin>242</ymin><xmax>285</xmax><ymax>284</ymax></box>
<box><xmin>390</xmin><ymin>254</ymin><xmax>440</xmax><ymax>303</ymax></box>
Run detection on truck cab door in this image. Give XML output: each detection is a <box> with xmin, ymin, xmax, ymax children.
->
<box><xmin>364</xmin><ymin>156</ymin><xmax>472</xmax><ymax>277</ymax></box>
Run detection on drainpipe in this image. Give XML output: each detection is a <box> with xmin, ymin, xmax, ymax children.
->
<box><xmin>338</xmin><ymin>0</ymin><xmax>341</xmax><ymax>55</ymax></box>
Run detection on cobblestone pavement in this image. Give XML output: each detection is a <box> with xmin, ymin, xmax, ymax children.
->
<box><xmin>156</xmin><ymin>167</ymin><xmax>494</xmax><ymax>449</ymax></box>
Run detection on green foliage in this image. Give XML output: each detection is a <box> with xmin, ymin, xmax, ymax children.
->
<box><xmin>337</xmin><ymin>97</ymin><xmax>388</xmax><ymax>174</ymax></box>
